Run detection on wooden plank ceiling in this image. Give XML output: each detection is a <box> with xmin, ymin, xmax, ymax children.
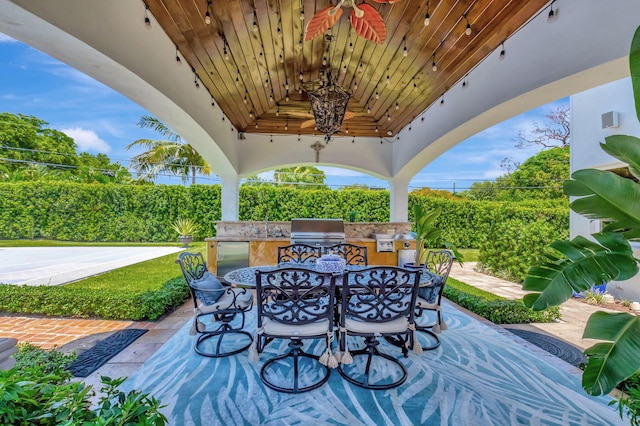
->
<box><xmin>146</xmin><ymin>0</ymin><xmax>549</xmax><ymax>139</ymax></box>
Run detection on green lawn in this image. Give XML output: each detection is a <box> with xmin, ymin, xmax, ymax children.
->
<box><xmin>0</xmin><ymin>240</ymin><xmax>185</xmax><ymax>247</ymax></box>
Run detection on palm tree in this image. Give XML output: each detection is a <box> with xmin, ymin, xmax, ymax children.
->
<box><xmin>126</xmin><ymin>116</ymin><xmax>211</xmax><ymax>185</ymax></box>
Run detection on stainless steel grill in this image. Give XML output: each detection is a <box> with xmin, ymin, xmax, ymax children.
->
<box><xmin>290</xmin><ymin>218</ymin><xmax>345</xmax><ymax>248</ymax></box>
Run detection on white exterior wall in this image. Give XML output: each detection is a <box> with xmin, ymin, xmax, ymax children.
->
<box><xmin>571</xmin><ymin>77</ymin><xmax>640</xmax><ymax>301</ymax></box>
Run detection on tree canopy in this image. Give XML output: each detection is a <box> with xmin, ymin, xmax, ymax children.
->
<box><xmin>273</xmin><ymin>166</ymin><xmax>328</xmax><ymax>189</ymax></box>
<box><xmin>465</xmin><ymin>146</ymin><xmax>569</xmax><ymax>201</ymax></box>
<box><xmin>0</xmin><ymin>112</ymin><xmax>131</xmax><ymax>183</ymax></box>
<box><xmin>126</xmin><ymin>116</ymin><xmax>211</xmax><ymax>185</ymax></box>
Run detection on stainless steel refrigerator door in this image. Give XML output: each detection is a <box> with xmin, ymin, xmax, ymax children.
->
<box><xmin>216</xmin><ymin>241</ymin><xmax>250</xmax><ymax>279</ymax></box>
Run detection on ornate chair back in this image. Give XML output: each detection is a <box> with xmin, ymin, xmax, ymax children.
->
<box><xmin>325</xmin><ymin>243</ymin><xmax>368</xmax><ymax>266</ymax></box>
<box><xmin>277</xmin><ymin>244</ymin><xmax>322</xmax><ymax>264</ymax></box>
<box><xmin>252</xmin><ymin>267</ymin><xmax>337</xmax><ymax>393</ymax></box>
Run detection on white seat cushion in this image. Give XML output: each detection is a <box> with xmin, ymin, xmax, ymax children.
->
<box><xmin>262</xmin><ymin>317</ymin><xmax>331</xmax><ymax>337</ymax></box>
<box><xmin>198</xmin><ymin>288</ymin><xmax>252</xmax><ymax>314</ymax></box>
<box><xmin>345</xmin><ymin>316</ymin><xmax>408</xmax><ymax>334</ymax></box>
<box><xmin>416</xmin><ymin>296</ymin><xmax>438</xmax><ymax>310</ymax></box>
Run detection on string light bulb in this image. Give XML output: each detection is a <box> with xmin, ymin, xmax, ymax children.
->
<box><xmin>175</xmin><ymin>45</ymin><xmax>181</xmax><ymax>63</ymax></box>
<box><xmin>144</xmin><ymin>4</ymin><xmax>151</xmax><ymax>28</ymax></box>
<box><xmin>395</xmin><ymin>101</ymin><xmax>399</xmax><ymax>110</ymax></box>
<box><xmin>548</xmin><ymin>1</ymin><xmax>555</xmax><ymax>22</ymax></box>
<box><xmin>499</xmin><ymin>42</ymin><xmax>506</xmax><ymax>60</ymax></box>
<box><xmin>424</xmin><ymin>1</ymin><xmax>430</xmax><ymax>26</ymax></box>
<box><xmin>253</xmin><ymin>13</ymin><xmax>258</xmax><ymax>32</ymax></box>
<box><xmin>432</xmin><ymin>55</ymin><xmax>437</xmax><ymax>72</ymax></box>
<box><xmin>205</xmin><ymin>0</ymin><xmax>212</xmax><ymax>25</ymax></box>
<box><xmin>464</xmin><ymin>15</ymin><xmax>472</xmax><ymax>36</ymax></box>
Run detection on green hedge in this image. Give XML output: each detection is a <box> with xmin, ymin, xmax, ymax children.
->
<box><xmin>478</xmin><ymin>217</ymin><xmax>569</xmax><ymax>283</ymax></box>
<box><xmin>0</xmin><ymin>182</ymin><xmax>568</xmax><ymax>247</ymax></box>
<box><xmin>0</xmin><ymin>182</ymin><xmax>221</xmax><ymax>241</ymax></box>
<box><xmin>0</xmin><ymin>277</ymin><xmax>189</xmax><ymax>320</ymax></box>
<box><xmin>443</xmin><ymin>286</ymin><xmax>561</xmax><ymax>324</ymax></box>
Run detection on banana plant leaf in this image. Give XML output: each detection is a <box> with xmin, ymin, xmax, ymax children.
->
<box><xmin>523</xmin><ymin>232</ymin><xmax>638</xmax><ymax>310</ymax></box>
<box><xmin>581</xmin><ymin>311</ymin><xmax>640</xmax><ymax>396</ymax></box>
<box><xmin>564</xmin><ymin>168</ymin><xmax>640</xmax><ymax>238</ymax></box>
<box><xmin>631</xmin><ymin>25</ymin><xmax>640</xmax><ymax>122</ymax></box>
<box><xmin>600</xmin><ymin>135</ymin><xmax>640</xmax><ymax>181</ymax></box>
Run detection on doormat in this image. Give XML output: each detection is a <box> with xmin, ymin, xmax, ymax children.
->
<box><xmin>67</xmin><ymin>328</ymin><xmax>148</xmax><ymax>377</ymax></box>
<box><xmin>506</xmin><ymin>328</ymin><xmax>586</xmax><ymax>367</ymax></box>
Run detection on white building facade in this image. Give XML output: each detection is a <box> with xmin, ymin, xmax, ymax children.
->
<box><xmin>571</xmin><ymin>77</ymin><xmax>640</xmax><ymax>301</ymax></box>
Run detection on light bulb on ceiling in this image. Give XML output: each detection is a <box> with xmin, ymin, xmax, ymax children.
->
<box><xmin>424</xmin><ymin>2</ymin><xmax>430</xmax><ymax>26</ymax></box>
<box><xmin>367</xmin><ymin>104</ymin><xmax>371</xmax><ymax>114</ymax></box>
<box><xmin>375</xmin><ymin>91</ymin><xmax>379</xmax><ymax>100</ymax></box>
<box><xmin>276</xmin><ymin>108</ymin><xmax>279</xmax><ymax>116</ymax></box>
<box><xmin>548</xmin><ymin>2</ymin><xmax>555</xmax><ymax>22</ymax></box>
<box><xmin>175</xmin><ymin>45</ymin><xmax>181</xmax><ymax>63</ymax></box>
<box><xmin>499</xmin><ymin>42</ymin><xmax>505</xmax><ymax>60</ymax></box>
<box><xmin>144</xmin><ymin>5</ymin><xmax>151</xmax><ymax>28</ymax></box>
<box><xmin>432</xmin><ymin>61</ymin><xmax>437</xmax><ymax>72</ymax></box>
<box><xmin>285</xmin><ymin>92</ymin><xmax>289</xmax><ymax>102</ymax></box>
<box><xmin>264</xmin><ymin>79</ymin><xmax>269</xmax><ymax>87</ymax></box>
<box><xmin>464</xmin><ymin>15</ymin><xmax>472</xmax><ymax>36</ymax></box>
<box><xmin>395</xmin><ymin>102</ymin><xmax>399</xmax><ymax>110</ymax></box>
<box><xmin>205</xmin><ymin>11</ymin><xmax>211</xmax><ymax>25</ymax></box>
<box><xmin>253</xmin><ymin>13</ymin><xmax>258</xmax><ymax>32</ymax></box>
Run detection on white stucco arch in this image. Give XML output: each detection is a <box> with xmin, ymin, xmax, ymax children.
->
<box><xmin>0</xmin><ymin>0</ymin><xmax>638</xmax><ymax>220</ymax></box>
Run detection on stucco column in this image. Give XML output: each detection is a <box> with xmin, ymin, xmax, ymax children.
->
<box><xmin>220</xmin><ymin>174</ymin><xmax>240</xmax><ymax>221</ymax></box>
<box><xmin>389</xmin><ymin>177</ymin><xmax>410</xmax><ymax>222</ymax></box>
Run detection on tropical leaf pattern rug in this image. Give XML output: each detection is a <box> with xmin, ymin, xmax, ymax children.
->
<box><xmin>122</xmin><ymin>302</ymin><xmax>624</xmax><ymax>425</ymax></box>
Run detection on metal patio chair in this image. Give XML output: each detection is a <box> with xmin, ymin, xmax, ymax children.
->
<box><xmin>250</xmin><ymin>267</ymin><xmax>338</xmax><ymax>393</ymax></box>
<box><xmin>338</xmin><ymin>266</ymin><xmax>421</xmax><ymax>390</ymax></box>
<box><xmin>414</xmin><ymin>250</ymin><xmax>455</xmax><ymax>350</ymax></box>
<box><xmin>176</xmin><ymin>252</ymin><xmax>253</xmax><ymax>358</ymax></box>
<box><xmin>277</xmin><ymin>243</ymin><xmax>322</xmax><ymax>265</ymax></box>
<box><xmin>325</xmin><ymin>243</ymin><xmax>368</xmax><ymax>266</ymax></box>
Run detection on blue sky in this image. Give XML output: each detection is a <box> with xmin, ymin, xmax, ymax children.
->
<box><xmin>0</xmin><ymin>32</ymin><xmax>568</xmax><ymax>191</ymax></box>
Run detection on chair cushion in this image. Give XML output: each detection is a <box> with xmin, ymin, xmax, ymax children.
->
<box><xmin>418</xmin><ymin>275</ymin><xmax>444</xmax><ymax>303</ymax></box>
<box><xmin>190</xmin><ymin>272</ymin><xmax>225</xmax><ymax>305</ymax></box>
<box><xmin>262</xmin><ymin>317</ymin><xmax>331</xmax><ymax>337</ymax></box>
<box><xmin>415</xmin><ymin>296</ymin><xmax>438</xmax><ymax>310</ymax></box>
<box><xmin>198</xmin><ymin>288</ymin><xmax>253</xmax><ymax>313</ymax></box>
<box><xmin>345</xmin><ymin>316</ymin><xmax>408</xmax><ymax>334</ymax></box>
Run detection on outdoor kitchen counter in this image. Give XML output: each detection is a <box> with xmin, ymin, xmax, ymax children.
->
<box><xmin>205</xmin><ymin>236</ymin><xmax>413</xmax><ymax>277</ymax></box>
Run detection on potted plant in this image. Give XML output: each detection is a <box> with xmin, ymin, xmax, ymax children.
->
<box><xmin>171</xmin><ymin>218</ymin><xmax>198</xmax><ymax>248</ymax></box>
<box><xmin>405</xmin><ymin>204</ymin><xmax>464</xmax><ymax>270</ymax></box>
<box><xmin>405</xmin><ymin>204</ymin><xmax>443</xmax><ymax>269</ymax></box>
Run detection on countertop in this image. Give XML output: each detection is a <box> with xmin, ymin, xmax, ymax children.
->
<box><xmin>205</xmin><ymin>237</ymin><xmax>379</xmax><ymax>242</ymax></box>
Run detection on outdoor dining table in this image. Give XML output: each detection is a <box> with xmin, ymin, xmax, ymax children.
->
<box><xmin>223</xmin><ymin>263</ymin><xmax>435</xmax><ymax>288</ymax></box>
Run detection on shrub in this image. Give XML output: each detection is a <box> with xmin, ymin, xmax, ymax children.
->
<box><xmin>0</xmin><ymin>277</ymin><xmax>189</xmax><ymax>320</ymax></box>
<box><xmin>478</xmin><ymin>218</ymin><xmax>569</xmax><ymax>283</ymax></box>
<box><xmin>443</xmin><ymin>286</ymin><xmax>561</xmax><ymax>324</ymax></box>
<box><xmin>2</xmin><ymin>345</ymin><xmax>167</xmax><ymax>425</ymax></box>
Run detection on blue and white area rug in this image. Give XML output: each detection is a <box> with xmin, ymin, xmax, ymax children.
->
<box><xmin>122</xmin><ymin>302</ymin><xmax>624</xmax><ymax>425</ymax></box>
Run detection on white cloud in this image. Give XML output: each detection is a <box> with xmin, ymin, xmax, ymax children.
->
<box><xmin>0</xmin><ymin>33</ymin><xmax>17</xmax><ymax>43</ymax></box>
<box><xmin>61</xmin><ymin>127</ymin><xmax>111</xmax><ymax>153</ymax></box>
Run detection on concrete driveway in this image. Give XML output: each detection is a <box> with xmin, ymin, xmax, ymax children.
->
<box><xmin>0</xmin><ymin>247</ymin><xmax>184</xmax><ymax>286</ymax></box>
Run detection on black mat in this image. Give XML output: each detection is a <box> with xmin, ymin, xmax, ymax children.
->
<box><xmin>506</xmin><ymin>328</ymin><xmax>587</xmax><ymax>367</ymax></box>
<box><xmin>67</xmin><ymin>329</ymin><xmax>148</xmax><ymax>377</ymax></box>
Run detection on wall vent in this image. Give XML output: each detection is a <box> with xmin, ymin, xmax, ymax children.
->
<box><xmin>601</xmin><ymin>111</ymin><xmax>619</xmax><ymax>129</ymax></box>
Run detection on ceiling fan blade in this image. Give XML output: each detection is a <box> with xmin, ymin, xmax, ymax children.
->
<box><xmin>300</xmin><ymin>119</ymin><xmax>316</xmax><ymax>129</ymax></box>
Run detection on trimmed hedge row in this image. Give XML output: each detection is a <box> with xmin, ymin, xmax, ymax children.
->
<box><xmin>0</xmin><ymin>277</ymin><xmax>189</xmax><ymax>320</ymax></box>
<box><xmin>0</xmin><ymin>183</ymin><xmax>568</xmax><ymax>249</ymax></box>
<box><xmin>443</xmin><ymin>286</ymin><xmax>561</xmax><ymax>324</ymax></box>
